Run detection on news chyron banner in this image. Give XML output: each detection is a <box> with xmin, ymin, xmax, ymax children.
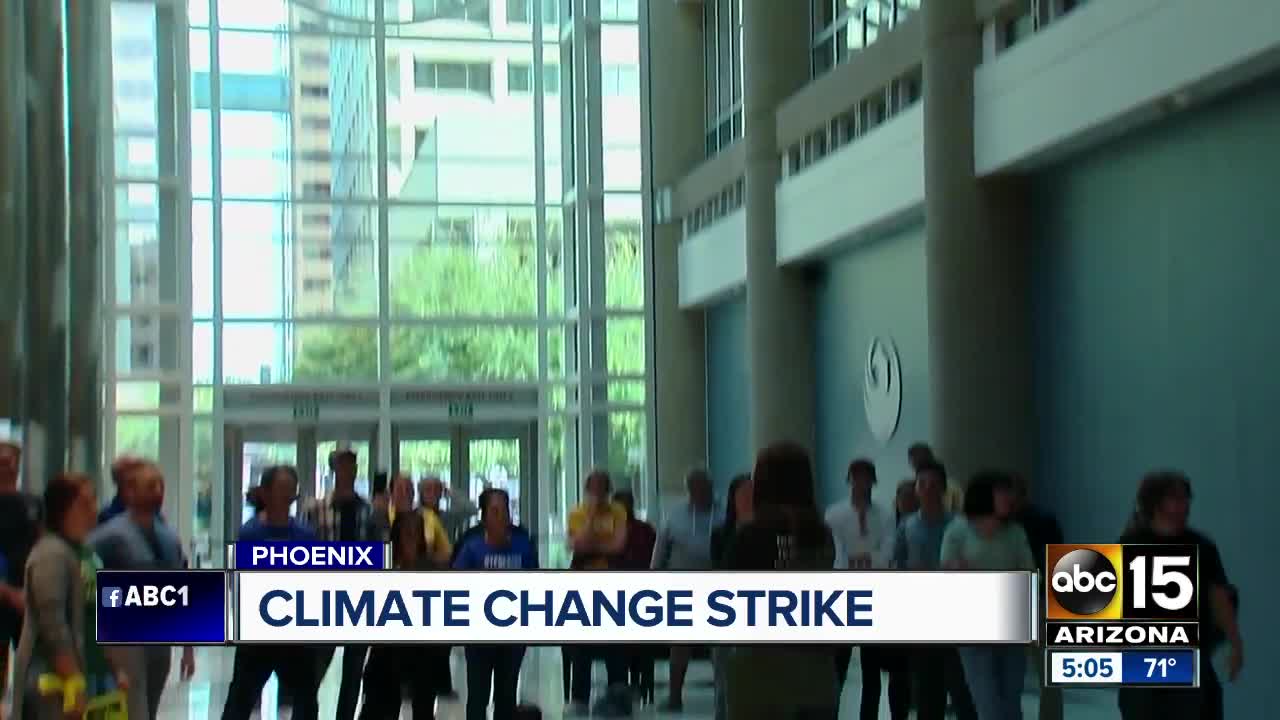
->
<box><xmin>99</xmin><ymin>541</ymin><xmax>1038</xmax><ymax>645</ymax></box>
<box><xmin>229</xmin><ymin>541</ymin><xmax>1036</xmax><ymax>645</ymax></box>
<box><xmin>1044</xmin><ymin>544</ymin><xmax>1201</xmax><ymax>689</ymax></box>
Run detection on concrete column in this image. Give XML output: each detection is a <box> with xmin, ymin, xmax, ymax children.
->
<box><xmin>0</xmin><ymin>0</ymin><xmax>29</xmax><ymax>429</ymax></box>
<box><xmin>641</xmin><ymin>0</ymin><xmax>707</xmax><ymax>497</ymax></box>
<box><xmin>65</xmin><ymin>0</ymin><xmax>108</xmax><ymax>476</ymax></box>
<box><xmin>22</xmin><ymin>0</ymin><xmax>71</xmax><ymax>490</ymax></box>
<box><xmin>741</xmin><ymin>0</ymin><xmax>813</xmax><ymax>454</ymax></box>
<box><xmin>922</xmin><ymin>0</ymin><xmax>1033</xmax><ymax>483</ymax></box>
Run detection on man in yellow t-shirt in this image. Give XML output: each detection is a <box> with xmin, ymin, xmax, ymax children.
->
<box><xmin>565</xmin><ymin>470</ymin><xmax>630</xmax><ymax>713</ymax></box>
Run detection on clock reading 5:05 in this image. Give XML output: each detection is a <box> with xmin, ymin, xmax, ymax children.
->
<box><xmin>1052</xmin><ymin>652</ymin><xmax>1120</xmax><ymax>683</ymax></box>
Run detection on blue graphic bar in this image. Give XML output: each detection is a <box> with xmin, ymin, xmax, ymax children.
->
<box><xmin>232</xmin><ymin>541</ymin><xmax>387</xmax><ymax>570</ymax></box>
<box><xmin>97</xmin><ymin>570</ymin><xmax>227</xmax><ymax>644</ymax></box>
<box><xmin>1122</xmin><ymin>650</ymin><xmax>1196</xmax><ymax>686</ymax></box>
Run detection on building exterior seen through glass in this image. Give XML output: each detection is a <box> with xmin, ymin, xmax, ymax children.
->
<box><xmin>105</xmin><ymin>0</ymin><xmax>648</xmax><ymax>570</ymax></box>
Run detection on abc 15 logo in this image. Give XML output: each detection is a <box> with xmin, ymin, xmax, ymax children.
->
<box><xmin>1045</xmin><ymin>544</ymin><xmax>1199</xmax><ymax>621</ymax></box>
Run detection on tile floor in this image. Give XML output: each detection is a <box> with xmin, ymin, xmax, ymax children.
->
<box><xmin>8</xmin><ymin>645</ymin><xmax>1119</xmax><ymax>719</ymax></box>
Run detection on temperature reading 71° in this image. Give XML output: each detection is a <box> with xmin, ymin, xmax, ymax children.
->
<box><xmin>1144</xmin><ymin>657</ymin><xmax>1177</xmax><ymax>678</ymax></box>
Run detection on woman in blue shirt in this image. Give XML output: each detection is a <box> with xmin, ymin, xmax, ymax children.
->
<box><xmin>220</xmin><ymin>466</ymin><xmax>320</xmax><ymax>720</ymax></box>
<box><xmin>454</xmin><ymin>488</ymin><xmax>537</xmax><ymax>720</ymax></box>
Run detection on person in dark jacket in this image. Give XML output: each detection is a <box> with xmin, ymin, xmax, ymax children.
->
<box><xmin>361</xmin><ymin>511</ymin><xmax>446</xmax><ymax>719</ymax></box>
<box><xmin>612</xmin><ymin>489</ymin><xmax>657</xmax><ymax>704</ymax></box>
<box><xmin>1009</xmin><ymin>474</ymin><xmax>1063</xmax><ymax>720</ymax></box>
<box><xmin>709</xmin><ymin>473</ymin><xmax>751</xmax><ymax>720</ymax></box>
<box><xmin>0</xmin><ymin>440</ymin><xmax>41</xmax><ymax>705</ymax></box>
<box><xmin>1117</xmin><ymin>471</ymin><xmax>1243</xmax><ymax>720</ymax></box>
<box><xmin>723</xmin><ymin>443</ymin><xmax>838</xmax><ymax>720</ymax></box>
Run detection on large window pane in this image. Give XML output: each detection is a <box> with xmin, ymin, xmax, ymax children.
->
<box><xmin>191</xmin><ymin>30</ymin><xmax>212</xmax><ymax>196</ymax></box>
<box><xmin>390</xmin><ymin>325</ymin><xmax>538</xmax><ymax>382</ymax></box>
<box><xmin>606</xmin><ymin>316</ymin><xmax>644</xmax><ymax>375</ymax></box>
<box><xmin>604</xmin><ymin>194</ymin><xmax>642</xmax><ymax>309</ymax></box>
<box><xmin>600</xmin><ymin>25</ymin><xmax>640</xmax><ymax>191</ymax></box>
<box><xmin>192</xmin><ymin>417</ymin><xmax>214</xmax><ymax>566</ymax></box>
<box><xmin>542</xmin><ymin>43</ymin><xmax>564</xmax><ymax>201</ymax></box>
<box><xmin>116</xmin><ymin>415</ymin><xmax>161</xmax><ymax>459</ymax></box>
<box><xmin>545</xmin><ymin>412</ymin><xmax>579</xmax><ymax>567</ymax></box>
<box><xmin>221</xmin><ymin>202</ymin><xmax>288</xmax><ymax>318</ymax></box>
<box><xmin>297</xmin><ymin>203</ymin><xmax>379</xmax><ymax>317</ymax></box>
<box><xmin>111</xmin><ymin>3</ymin><xmax>158</xmax><ymax>171</ymax></box>
<box><xmin>193</xmin><ymin>322</ymin><xmax>213</xmax><ymax>384</ymax></box>
<box><xmin>223</xmin><ymin>321</ymin><xmax>379</xmax><ymax>384</ymax></box>
<box><xmin>388</xmin><ymin>205</ymin><xmax>537</xmax><ymax>318</ymax></box>
<box><xmin>386</xmin><ymin>40</ymin><xmax>535</xmax><ymax>204</ymax></box>
<box><xmin>115</xmin><ymin>315</ymin><xmax>181</xmax><ymax>375</ymax></box>
<box><xmin>220</xmin><ymin>200</ymin><xmax>381</xmax><ymax>320</ymax></box>
<box><xmin>193</xmin><ymin>200</ymin><xmax>213</xmax><ymax>318</ymax></box>
<box><xmin>115</xmin><ymin>381</ymin><xmax>186</xmax><ymax>412</ymax></box>
<box><xmin>601</xmin><ymin>410</ymin><xmax>647</xmax><ymax>514</ymax></box>
<box><xmin>114</xmin><ymin>184</ymin><xmax>175</xmax><ymax>306</ymax></box>
<box><xmin>546</xmin><ymin>208</ymin><xmax>566</xmax><ymax>316</ymax></box>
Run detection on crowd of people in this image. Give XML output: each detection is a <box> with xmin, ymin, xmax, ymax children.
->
<box><xmin>0</xmin><ymin>436</ymin><xmax>1247</xmax><ymax>720</ymax></box>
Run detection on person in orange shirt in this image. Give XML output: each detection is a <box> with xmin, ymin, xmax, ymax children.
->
<box><xmin>564</xmin><ymin>470</ymin><xmax>629</xmax><ymax>716</ymax></box>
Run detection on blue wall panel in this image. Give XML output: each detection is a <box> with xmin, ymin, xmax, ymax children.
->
<box><xmin>1034</xmin><ymin>75</ymin><xmax>1280</xmax><ymax>716</ymax></box>
<box><xmin>813</xmin><ymin>223</ymin><xmax>931</xmax><ymax>510</ymax></box>
<box><xmin>704</xmin><ymin>293</ymin><xmax>750</xmax><ymax>494</ymax></box>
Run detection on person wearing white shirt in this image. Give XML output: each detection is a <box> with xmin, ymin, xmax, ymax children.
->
<box><xmin>825</xmin><ymin>459</ymin><xmax>910</xmax><ymax>720</ymax></box>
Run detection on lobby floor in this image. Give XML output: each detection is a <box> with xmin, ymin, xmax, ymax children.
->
<box><xmin>11</xmin><ymin>645</ymin><xmax>1119</xmax><ymax>719</ymax></box>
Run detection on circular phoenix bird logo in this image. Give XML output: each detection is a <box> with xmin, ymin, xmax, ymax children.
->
<box><xmin>863</xmin><ymin>337</ymin><xmax>902</xmax><ymax>445</ymax></box>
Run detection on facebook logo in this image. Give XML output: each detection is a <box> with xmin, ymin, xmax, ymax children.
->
<box><xmin>102</xmin><ymin>587</ymin><xmax>123</xmax><ymax>608</ymax></box>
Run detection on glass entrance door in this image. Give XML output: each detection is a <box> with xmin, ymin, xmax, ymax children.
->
<box><xmin>394</xmin><ymin>422</ymin><xmax>536</xmax><ymax>535</ymax></box>
<box><xmin>220</xmin><ymin>422</ymin><xmax>377</xmax><ymax>555</ymax></box>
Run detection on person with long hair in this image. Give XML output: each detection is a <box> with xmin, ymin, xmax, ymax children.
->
<box><xmin>710</xmin><ymin>474</ymin><xmax>752</xmax><ymax>571</ymax></box>
<box><xmin>12</xmin><ymin>473</ymin><xmax>129</xmax><ymax>720</ymax></box>
<box><xmin>723</xmin><ymin>442</ymin><xmax>838</xmax><ymax>720</ymax></box>
<box><xmin>941</xmin><ymin>472</ymin><xmax>1034</xmax><ymax>720</ymax></box>
<box><xmin>709</xmin><ymin>473</ymin><xmax>750</xmax><ymax>720</ymax></box>
<box><xmin>221</xmin><ymin>466</ymin><xmax>321</xmax><ymax>720</ymax></box>
<box><xmin>1116</xmin><ymin>471</ymin><xmax>1242</xmax><ymax>720</ymax></box>
<box><xmin>454</xmin><ymin>488</ymin><xmax>538</xmax><ymax>720</ymax></box>
<box><xmin>361</xmin><ymin>510</ymin><xmax>444</xmax><ymax>719</ymax></box>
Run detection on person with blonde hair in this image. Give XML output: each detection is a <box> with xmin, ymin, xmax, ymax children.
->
<box><xmin>90</xmin><ymin>459</ymin><xmax>193</xmax><ymax>719</ymax></box>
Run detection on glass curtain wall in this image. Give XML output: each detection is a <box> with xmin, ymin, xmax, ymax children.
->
<box><xmin>703</xmin><ymin>0</ymin><xmax>742</xmax><ymax>157</ymax></box>
<box><xmin>102</xmin><ymin>0</ymin><xmax>650</xmax><ymax>561</ymax></box>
